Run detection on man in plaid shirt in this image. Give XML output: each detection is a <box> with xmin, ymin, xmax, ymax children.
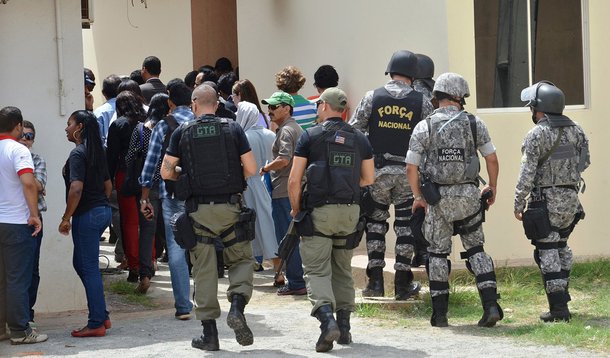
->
<box><xmin>139</xmin><ymin>82</ymin><xmax>194</xmax><ymax>320</ymax></box>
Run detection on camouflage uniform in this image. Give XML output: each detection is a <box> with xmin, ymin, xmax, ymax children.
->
<box><xmin>413</xmin><ymin>79</ymin><xmax>434</xmax><ymax>106</ymax></box>
<box><xmin>350</xmin><ymin>80</ymin><xmax>433</xmax><ymax>297</ymax></box>
<box><xmin>407</xmin><ymin>106</ymin><xmax>498</xmax><ymax>298</ymax></box>
<box><xmin>514</xmin><ymin>116</ymin><xmax>589</xmax><ymax>296</ymax></box>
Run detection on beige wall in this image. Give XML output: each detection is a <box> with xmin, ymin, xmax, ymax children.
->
<box><xmin>447</xmin><ymin>0</ymin><xmax>607</xmax><ymax>262</ymax></box>
<box><xmin>0</xmin><ymin>0</ymin><xmax>87</xmax><ymax>312</ymax></box>
<box><xmin>238</xmin><ymin>0</ymin><xmax>608</xmax><ymax>263</ymax></box>
<box><xmin>84</xmin><ymin>0</ymin><xmax>193</xmax><ymax>106</ymax></box>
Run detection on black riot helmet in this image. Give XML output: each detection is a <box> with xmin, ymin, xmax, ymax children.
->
<box><xmin>385</xmin><ymin>50</ymin><xmax>418</xmax><ymax>79</ymax></box>
<box><xmin>520</xmin><ymin>81</ymin><xmax>565</xmax><ymax>114</ymax></box>
<box><xmin>415</xmin><ymin>54</ymin><xmax>434</xmax><ymax>79</ymax></box>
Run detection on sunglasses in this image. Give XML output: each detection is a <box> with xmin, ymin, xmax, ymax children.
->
<box><xmin>316</xmin><ymin>100</ymin><xmax>324</xmax><ymax>108</ymax></box>
<box><xmin>268</xmin><ymin>104</ymin><xmax>284</xmax><ymax>111</ymax></box>
<box><xmin>22</xmin><ymin>132</ymin><xmax>35</xmax><ymax>140</ymax></box>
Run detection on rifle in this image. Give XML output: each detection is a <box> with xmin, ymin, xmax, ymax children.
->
<box><xmin>275</xmin><ymin>211</ymin><xmax>305</xmax><ymax>278</ymax></box>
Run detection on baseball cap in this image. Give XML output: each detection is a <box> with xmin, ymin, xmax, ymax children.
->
<box><xmin>261</xmin><ymin>91</ymin><xmax>295</xmax><ymax>107</ymax></box>
<box><xmin>310</xmin><ymin>87</ymin><xmax>348</xmax><ymax>111</ymax></box>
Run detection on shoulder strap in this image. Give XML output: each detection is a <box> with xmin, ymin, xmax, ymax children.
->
<box><xmin>467</xmin><ymin>114</ymin><xmax>477</xmax><ymax>149</ymax></box>
<box><xmin>538</xmin><ymin>127</ymin><xmax>564</xmax><ymax>165</ymax></box>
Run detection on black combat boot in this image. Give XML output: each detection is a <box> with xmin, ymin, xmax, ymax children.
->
<box><xmin>227</xmin><ymin>294</ymin><xmax>254</xmax><ymax>346</ymax></box>
<box><xmin>362</xmin><ymin>267</ymin><xmax>384</xmax><ymax>297</ymax></box>
<box><xmin>336</xmin><ymin>309</ymin><xmax>352</xmax><ymax>345</ymax></box>
<box><xmin>430</xmin><ymin>294</ymin><xmax>449</xmax><ymax>327</ymax></box>
<box><xmin>394</xmin><ymin>270</ymin><xmax>422</xmax><ymax>301</ymax></box>
<box><xmin>477</xmin><ymin>287</ymin><xmax>504</xmax><ymax>327</ymax></box>
<box><xmin>191</xmin><ymin>320</ymin><xmax>220</xmax><ymax>351</ymax></box>
<box><xmin>314</xmin><ymin>305</ymin><xmax>340</xmax><ymax>352</ymax></box>
<box><xmin>540</xmin><ymin>291</ymin><xmax>571</xmax><ymax>322</ymax></box>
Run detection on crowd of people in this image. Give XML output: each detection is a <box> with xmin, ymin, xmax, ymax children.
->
<box><xmin>0</xmin><ymin>50</ymin><xmax>589</xmax><ymax>353</ymax></box>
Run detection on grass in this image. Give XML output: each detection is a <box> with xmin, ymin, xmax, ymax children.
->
<box><xmin>356</xmin><ymin>259</ymin><xmax>610</xmax><ymax>353</ymax></box>
<box><xmin>106</xmin><ymin>280</ymin><xmax>157</xmax><ymax>308</ymax></box>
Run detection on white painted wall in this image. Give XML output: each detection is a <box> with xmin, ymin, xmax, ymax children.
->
<box><xmin>83</xmin><ymin>0</ymin><xmax>193</xmax><ymax>106</ymax></box>
<box><xmin>0</xmin><ymin>0</ymin><xmax>87</xmax><ymax>312</ymax></box>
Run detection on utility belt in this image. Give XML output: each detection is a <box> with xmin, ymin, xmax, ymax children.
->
<box><xmin>313</xmin><ymin>216</ymin><xmax>367</xmax><ymax>250</ymax></box>
<box><xmin>170</xmin><ymin>204</ymin><xmax>256</xmax><ymax>250</ymax></box>
<box><xmin>420</xmin><ymin>175</ymin><xmax>478</xmax><ymax>206</ymax></box>
<box><xmin>522</xmin><ymin>193</ymin><xmax>584</xmax><ymax>242</ymax></box>
<box><xmin>185</xmin><ymin>193</ymin><xmax>242</xmax><ymax>213</ymax></box>
<box><xmin>374</xmin><ymin>153</ymin><xmax>405</xmax><ymax>169</ymax></box>
<box><xmin>294</xmin><ymin>210</ymin><xmax>366</xmax><ymax>250</ymax></box>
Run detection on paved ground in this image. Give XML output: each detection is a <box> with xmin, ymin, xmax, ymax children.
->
<box><xmin>1</xmin><ymin>243</ymin><xmax>607</xmax><ymax>358</ymax></box>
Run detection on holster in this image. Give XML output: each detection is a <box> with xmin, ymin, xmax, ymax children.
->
<box><xmin>294</xmin><ymin>210</ymin><xmax>314</xmax><ymax>237</ymax></box>
<box><xmin>234</xmin><ymin>207</ymin><xmax>256</xmax><ymax>243</ymax></box>
<box><xmin>374</xmin><ymin>154</ymin><xmax>386</xmax><ymax>169</ymax></box>
<box><xmin>421</xmin><ymin>176</ymin><xmax>441</xmax><ymax>205</ymax></box>
<box><xmin>170</xmin><ymin>211</ymin><xmax>197</xmax><ymax>250</ymax></box>
<box><xmin>174</xmin><ymin>174</ymin><xmax>192</xmax><ymax>201</ymax></box>
<box><xmin>522</xmin><ymin>200</ymin><xmax>552</xmax><ymax>241</ymax></box>
<box><xmin>343</xmin><ymin>216</ymin><xmax>366</xmax><ymax>249</ymax></box>
<box><xmin>360</xmin><ymin>187</ymin><xmax>375</xmax><ymax>216</ymax></box>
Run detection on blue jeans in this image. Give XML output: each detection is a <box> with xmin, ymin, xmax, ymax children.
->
<box><xmin>161</xmin><ymin>197</ymin><xmax>193</xmax><ymax>314</ymax></box>
<box><xmin>29</xmin><ymin>216</ymin><xmax>43</xmax><ymax>322</ymax></box>
<box><xmin>0</xmin><ymin>223</ymin><xmax>36</xmax><ymax>337</ymax></box>
<box><xmin>272</xmin><ymin>197</ymin><xmax>305</xmax><ymax>289</ymax></box>
<box><xmin>72</xmin><ymin>205</ymin><xmax>111</xmax><ymax>328</ymax></box>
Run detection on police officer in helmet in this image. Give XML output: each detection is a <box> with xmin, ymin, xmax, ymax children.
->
<box><xmin>350</xmin><ymin>50</ymin><xmax>434</xmax><ymax>300</ymax></box>
<box><xmin>289</xmin><ymin>88</ymin><xmax>375</xmax><ymax>352</ymax></box>
<box><xmin>515</xmin><ymin>81</ymin><xmax>590</xmax><ymax>322</ymax></box>
<box><xmin>407</xmin><ymin>72</ymin><xmax>503</xmax><ymax>328</ymax></box>
<box><xmin>413</xmin><ymin>53</ymin><xmax>437</xmax><ymax>111</ymax></box>
<box><xmin>161</xmin><ymin>84</ymin><xmax>258</xmax><ymax>350</ymax></box>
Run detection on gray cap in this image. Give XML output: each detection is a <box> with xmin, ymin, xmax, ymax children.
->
<box><xmin>433</xmin><ymin>72</ymin><xmax>470</xmax><ymax>99</ymax></box>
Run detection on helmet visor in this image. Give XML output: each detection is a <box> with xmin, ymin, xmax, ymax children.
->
<box><xmin>520</xmin><ymin>84</ymin><xmax>538</xmax><ymax>106</ymax></box>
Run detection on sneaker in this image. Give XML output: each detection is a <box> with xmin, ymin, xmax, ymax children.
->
<box><xmin>10</xmin><ymin>330</ymin><xmax>48</xmax><ymax>345</ymax></box>
<box><xmin>277</xmin><ymin>285</ymin><xmax>307</xmax><ymax>296</ymax></box>
<box><xmin>175</xmin><ymin>312</ymin><xmax>192</xmax><ymax>321</ymax></box>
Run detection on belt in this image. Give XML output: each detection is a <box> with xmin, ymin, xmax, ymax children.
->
<box><xmin>191</xmin><ymin>194</ymin><xmax>241</xmax><ymax>205</ymax></box>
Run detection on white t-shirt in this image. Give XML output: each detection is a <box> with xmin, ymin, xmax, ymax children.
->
<box><xmin>0</xmin><ymin>136</ymin><xmax>34</xmax><ymax>224</ymax></box>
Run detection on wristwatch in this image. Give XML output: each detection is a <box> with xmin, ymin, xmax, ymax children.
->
<box><xmin>140</xmin><ymin>199</ymin><xmax>149</xmax><ymax>205</ymax></box>
<box><xmin>414</xmin><ymin>196</ymin><xmax>423</xmax><ymax>201</ymax></box>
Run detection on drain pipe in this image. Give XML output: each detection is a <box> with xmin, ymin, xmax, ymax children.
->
<box><xmin>55</xmin><ymin>0</ymin><xmax>66</xmax><ymax>116</ymax></box>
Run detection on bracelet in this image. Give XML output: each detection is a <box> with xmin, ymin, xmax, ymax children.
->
<box><xmin>414</xmin><ymin>196</ymin><xmax>423</xmax><ymax>201</ymax></box>
<box><xmin>61</xmin><ymin>216</ymin><xmax>70</xmax><ymax>222</ymax></box>
<box><xmin>261</xmin><ymin>166</ymin><xmax>268</xmax><ymax>173</ymax></box>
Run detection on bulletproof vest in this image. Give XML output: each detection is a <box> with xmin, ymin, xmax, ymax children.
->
<box><xmin>304</xmin><ymin>120</ymin><xmax>362</xmax><ymax>209</ymax></box>
<box><xmin>423</xmin><ymin>111</ymin><xmax>479</xmax><ymax>185</ymax></box>
<box><xmin>535</xmin><ymin>119</ymin><xmax>586</xmax><ymax>188</ymax></box>
<box><xmin>179</xmin><ymin>116</ymin><xmax>245</xmax><ymax>197</ymax></box>
<box><xmin>368</xmin><ymin>87</ymin><xmax>423</xmax><ymax>157</ymax></box>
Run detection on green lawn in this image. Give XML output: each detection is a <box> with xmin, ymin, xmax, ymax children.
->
<box><xmin>357</xmin><ymin>259</ymin><xmax>610</xmax><ymax>353</ymax></box>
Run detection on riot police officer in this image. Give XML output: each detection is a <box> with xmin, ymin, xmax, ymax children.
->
<box><xmin>161</xmin><ymin>84</ymin><xmax>258</xmax><ymax>350</ymax></box>
<box><xmin>350</xmin><ymin>50</ymin><xmax>434</xmax><ymax>300</ymax></box>
<box><xmin>289</xmin><ymin>88</ymin><xmax>375</xmax><ymax>352</ymax></box>
<box><xmin>413</xmin><ymin>53</ymin><xmax>436</xmax><ymax>111</ymax></box>
<box><xmin>406</xmin><ymin>73</ymin><xmax>503</xmax><ymax>328</ymax></box>
<box><xmin>515</xmin><ymin>81</ymin><xmax>589</xmax><ymax>322</ymax></box>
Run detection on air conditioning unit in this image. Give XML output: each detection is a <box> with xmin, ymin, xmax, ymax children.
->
<box><xmin>82</xmin><ymin>0</ymin><xmax>94</xmax><ymax>28</ymax></box>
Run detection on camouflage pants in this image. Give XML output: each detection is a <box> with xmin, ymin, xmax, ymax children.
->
<box><xmin>532</xmin><ymin>188</ymin><xmax>579</xmax><ymax>294</ymax></box>
<box><xmin>365</xmin><ymin>173</ymin><xmax>414</xmax><ymax>272</ymax></box>
<box><xmin>426</xmin><ymin>184</ymin><xmax>496</xmax><ymax>297</ymax></box>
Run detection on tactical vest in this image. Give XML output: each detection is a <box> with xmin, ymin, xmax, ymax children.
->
<box><xmin>423</xmin><ymin>111</ymin><xmax>479</xmax><ymax>185</ymax></box>
<box><xmin>535</xmin><ymin>117</ymin><xmax>587</xmax><ymax>188</ymax></box>
<box><xmin>178</xmin><ymin>116</ymin><xmax>245</xmax><ymax>197</ymax></box>
<box><xmin>304</xmin><ymin>120</ymin><xmax>362</xmax><ymax>209</ymax></box>
<box><xmin>368</xmin><ymin>87</ymin><xmax>423</xmax><ymax>157</ymax></box>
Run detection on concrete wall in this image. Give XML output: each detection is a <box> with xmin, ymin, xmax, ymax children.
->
<box><xmin>0</xmin><ymin>0</ymin><xmax>87</xmax><ymax>312</ymax></box>
<box><xmin>84</xmin><ymin>0</ymin><xmax>193</xmax><ymax>106</ymax></box>
<box><xmin>237</xmin><ymin>0</ymin><xmax>609</xmax><ymax>263</ymax></box>
<box><xmin>236</xmin><ymin>0</ymin><xmax>449</xmax><ymax>119</ymax></box>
